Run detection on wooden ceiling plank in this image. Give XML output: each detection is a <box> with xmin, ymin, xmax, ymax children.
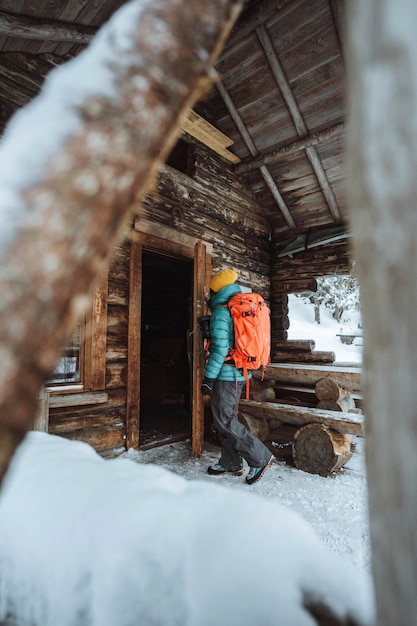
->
<box><xmin>256</xmin><ymin>22</ymin><xmax>341</xmax><ymax>221</ymax></box>
<box><xmin>256</xmin><ymin>23</ymin><xmax>306</xmax><ymax>135</ymax></box>
<box><xmin>183</xmin><ymin>124</ymin><xmax>241</xmax><ymax>163</ymax></box>
<box><xmin>179</xmin><ymin>110</ymin><xmax>241</xmax><ymax>163</ymax></box>
<box><xmin>226</xmin><ymin>0</ymin><xmax>304</xmax><ymax>52</ymax></box>
<box><xmin>328</xmin><ymin>0</ymin><xmax>346</xmax><ymax>63</ymax></box>
<box><xmin>186</xmin><ymin>110</ymin><xmax>234</xmax><ymax>148</ymax></box>
<box><xmin>216</xmin><ymin>76</ymin><xmax>296</xmax><ymax>228</ymax></box>
<box><xmin>41</xmin><ymin>0</ymin><xmax>127</xmax><ymax>57</ymax></box>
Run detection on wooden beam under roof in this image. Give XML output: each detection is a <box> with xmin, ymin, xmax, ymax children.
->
<box><xmin>256</xmin><ymin>23</ymin><xmax>341</xmax><ymax>222</ymax></box>
<box><xmin>235</xmin><ymin>123</ymin><xmax>345</xmax><ymax>174</ymax></box>
<box><xmin>216</xmin><ymin>77</ymin><xmax>296</xmax><ymax>229</ymax></box>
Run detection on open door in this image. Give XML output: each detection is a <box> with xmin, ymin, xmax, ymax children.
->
<box><xmin>192</xmin><ymin>240</ymin><xmax>210</xmax><ymax>457</ymax></box>
<box><xmin>126</xmin><ymin>232</ymin><xmax>210</xmax><ymax>453</ymax></box>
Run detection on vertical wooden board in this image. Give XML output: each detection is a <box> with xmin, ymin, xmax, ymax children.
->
<box><xmin>84</xmin><ymin>267</ymin><xmax>108</xmax><ymax>391</ymax></box>
<box><xmin>126</xmin><ymin>238</ymin><xmax>142</xmax><ymax>450</ymax></box>
<box><xmin>192</xmin><ymin>240</ymin><xmax>207</xmax><ymax>457</ymax></box>
<box><xmin>33</xmin><ymin>389</ymin><xmax>50</xmax><ymax>432</ymax></box>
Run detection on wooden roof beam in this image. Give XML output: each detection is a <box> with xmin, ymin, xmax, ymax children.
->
<box><xmin>329</xmin><ymin>0</ymin><xmax>346</xmax><ymax>63</ymax></box>
<box><xmin>256</xmin><ymin>23</ymin><xmax>341</xmax><ymax>222</ymax></box>
<box><xmin>0</xmin><ymin>11</ymin><xmax>97</xmax><ymax>44</ymax></box>
<box><xmin>216</xmin><ymin>77</ymin><xmax>296</xmax><ymax>228</ymax></box>
<box><xmin>182</xmin><ymin>110</ymin><xmax>240</xmax><ymax>163</ymax></box>
<box><xmin>235</xmin><ymin>122</ymin><xmax>344</xmax><ymax>174</ymax></box>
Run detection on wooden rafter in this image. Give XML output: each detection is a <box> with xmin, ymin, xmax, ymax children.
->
<box><xmin>256</xmin><ymin>23</ymin><xmax>341</xmax><ymax>222</ymax></box>
<box><xmin>216</xmin><ymin>77</ymin><xmax>296</xmax><ymax>228</ymax></box>
<box><xmin>235</xmin><ymin>123</ymin><xmax>344</xmax><ymax>174</ymax></box>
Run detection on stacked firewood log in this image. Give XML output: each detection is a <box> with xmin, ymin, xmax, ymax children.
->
<box><xmin>238</xmin><ymin>371</ymin><xmax>364</xmax><ymax>477</ymax></box>
<box><xmin>270</xmin><ymin>337</ymin><xmax>336</xmax><ymax>365</ymax></box>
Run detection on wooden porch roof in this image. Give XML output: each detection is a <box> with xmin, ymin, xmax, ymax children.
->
<box><xmin>0</xmin><ymin>0</ymin><xmax>347</xmax><ymax>255</ymax></box>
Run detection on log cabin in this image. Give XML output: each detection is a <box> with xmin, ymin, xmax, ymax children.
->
<box><xmin>2</xmin><ymin>2</ymin><xmax>417</xmax><ymax>625</ymax></box>
<box><xmin>0</xmin><ymin>0</ymin><xmax>352</xmax><ymax>458</ymax></box>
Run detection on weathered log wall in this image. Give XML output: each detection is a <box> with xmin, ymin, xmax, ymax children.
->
<box><xmin>142</xmin><ymin>145</ymin><xmax>272</xmax><ymax>294</ymax></box>
<box><xmin>271</xmin><ymin>238</ymin><xmax>353</xmax><ymax>348</ymax></box>
<box><xmin>48</xmin><ymin>243</ymin><xmax>130</xmax><ymax>454</ymax></box>
<box><xmin>272</xmin><ymin>238</ymin><xmax>352</xmax><ymax>293</ymax></box>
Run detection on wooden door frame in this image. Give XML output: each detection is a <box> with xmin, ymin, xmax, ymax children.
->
<box><xmin>126</xmin><ymin>228</ymin><xmax>211</xmax><ymax>454</ymax></box>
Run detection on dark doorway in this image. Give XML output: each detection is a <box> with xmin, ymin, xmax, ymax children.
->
<box><xmin>140</xmin><ymin>251</ymin><xmax>193</xmax><ymax>448</ymax></box>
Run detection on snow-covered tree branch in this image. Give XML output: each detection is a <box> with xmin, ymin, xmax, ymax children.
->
<box><xmin>0</xmin><ymin>0</ymin><xmax>243</xmax><ymax>485</ymax></box>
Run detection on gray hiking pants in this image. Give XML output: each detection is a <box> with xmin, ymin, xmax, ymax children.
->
<box><xmin>211</xmin><ymin>380</ymin><xmax>272</xmax><ymax>469</ymax></box>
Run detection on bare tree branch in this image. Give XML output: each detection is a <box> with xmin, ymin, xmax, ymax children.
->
<box><xmin>0</xmin><ymin>0</ymin><xmax>243</xmax><ymax>485</ymax></box>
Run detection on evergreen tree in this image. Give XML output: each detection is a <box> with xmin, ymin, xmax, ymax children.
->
<box><xmin>305</xmin><ymin>266</ymin><xmax>361</xmax><ymax>324</ymax></box>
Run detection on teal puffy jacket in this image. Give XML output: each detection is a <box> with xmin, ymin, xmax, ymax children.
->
<box><xmin>203</xmin><ymin>283</ymin><xmax>249</xmax><ymax>382</ymax></box>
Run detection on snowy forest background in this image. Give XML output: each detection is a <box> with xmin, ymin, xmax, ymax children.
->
<box><xmin>288</xmin><ymin>269</ymin><xmax>362</xmax><ymax>364</ymax></box>
<box><xmin>300</xmin><ymin>268</ymin><xmax>361</xmax><ymax>326</ymax></box>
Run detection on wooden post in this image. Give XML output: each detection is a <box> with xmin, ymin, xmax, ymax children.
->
<box><xmin>126</xmin><ymin>238</ymin><xmax>142</xmax><ymax>450</ymax></box>
<box><xmin>83</xmin><ymin>268</ymin><xmax>108</xmax><ymax>391</ymax></box>
<box><xmin>33</xmin><ymin>388</ymin><xmax>50</xmax><ymax>432</ymax></box>
<box><xmin>348</xmin><ymin>1</ymin><xmax>417</xmax><ymax>622</ymax></box>
<box><xmin>192</xmin><ymin>240</ymin><xmax>207</xmax><ymax>457</ymax></box>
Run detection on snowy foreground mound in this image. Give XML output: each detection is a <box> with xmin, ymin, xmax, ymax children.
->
<box><xmin>0</xmin><ymin>433</ymin><xmax>374</xmax><ymax>625</ymax></box>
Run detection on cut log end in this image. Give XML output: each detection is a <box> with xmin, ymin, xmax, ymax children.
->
<box><xmin>292</xmin><ymin>423</ymin><xmax>353</xmax><ymax>477</ymax></box>
<box><xmin>238</xmin><ymin>411</ymin><xmax>269</xmax><ymax>442</ymax></box>
<box><xmin>315</xmin><ymin>376</ymin><xmax>352</xmax><ymax>401</ymax></box>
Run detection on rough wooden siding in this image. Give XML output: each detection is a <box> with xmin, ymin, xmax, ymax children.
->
<box><xmin>48</xmin><ymin>243</ymin><xmax>130</xmax><ymax>455</ymax></box>
<box><xmin>141</xmin><ymin>145</ymin><xmax>272</xmax><ymax>295</ymax></box>
<box><xmin>272</xmin><ymin>238</ymin><xmax>352</xmax><ymax>292</ymax></box>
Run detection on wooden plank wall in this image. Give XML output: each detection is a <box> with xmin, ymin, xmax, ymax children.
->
<box><xmin>48</xmin><ymin>244</ymin><xmax>130</xmax><ymax>455</ymax></box>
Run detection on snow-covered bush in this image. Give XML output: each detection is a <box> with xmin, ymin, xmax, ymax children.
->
<box><xmin>306</xmin><ymin>269</ymin><xmax>361</xmax><ymax>324</ymax></box>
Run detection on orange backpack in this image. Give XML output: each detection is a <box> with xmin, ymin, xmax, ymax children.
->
<box><xmin>226</xmin><ymin>292</ymin><xmax>271</xmax><ymax>399</ymax></box>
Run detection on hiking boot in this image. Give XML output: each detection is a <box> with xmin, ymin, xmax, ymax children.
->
<box><xmin>207</xmin><ymin>464</ymin><xmax>243</xmax><ymax>476</ymax></box>
<box><xmin>245</xmin><ymin>455</ymin><xmax>274</xmax><ymax>485</ymax></box>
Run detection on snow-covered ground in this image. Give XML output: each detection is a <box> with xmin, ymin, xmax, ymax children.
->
<box><xmin>129</xmin><ymin>297</ymin><xmax>369</xmax><ymax>573</ymax></box>
<box><xmin>287</xmin><ymin>294</ymin><xmax>363</xmax><ymax>365</ymax></box>
<box><xmin>0</xmin><ymin>297</ymin><xmax>373</xmax><ymax>625</ymax></box>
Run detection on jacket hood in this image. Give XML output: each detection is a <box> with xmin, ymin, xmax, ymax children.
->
<box><xmin>209</xmin><ymin>283</ymin><xmax>242</xmax><ymax>309</ymax></box>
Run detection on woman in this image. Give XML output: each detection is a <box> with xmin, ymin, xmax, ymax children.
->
<box><xmin>201</xmin><ymin>268</ymin><xmax>274</xmax><ymax>485</ymax></box>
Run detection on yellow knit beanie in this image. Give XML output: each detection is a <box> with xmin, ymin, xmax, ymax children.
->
<box><xmin>209</xmin><ymin>268</ymin><xmax>238</xmax><ymax>293</ymax></box>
